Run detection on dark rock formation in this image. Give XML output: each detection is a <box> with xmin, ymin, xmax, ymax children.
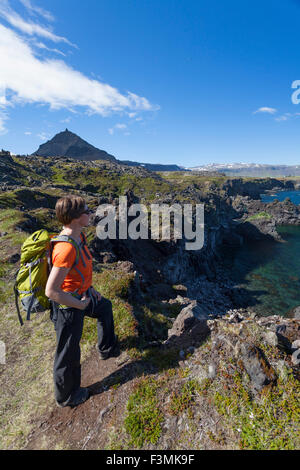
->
<box><xmin>32</xmin><ymin>129</ymin><xmax>117</xmax><ymax>162</ymax></box>
<box><xmin>275</xmin><ymin>322</ymin><xmax>300</xmax><ymax>354</ymax></box>
<box><xmin>240</xmin><ymin>343</ymin><xmax>277</xmax><ymax>393</ymax></box>
<box><xmin>222</xmin><ymin>178</ymin><xmax>294</xmax><ymax>200</ymax></box>
<box><xmin>287</xmin><ymin>306</ymin><xmax>300</xmax><ymax>320</ymax></box>
<box><xmin>0</xmin><ymin>151</ymin><xmax>20</xmax><ymax>185</ymax></box>
<box><xmin>231</xmin><ymin>195</ymin><xmax>300</xmax><ymax>242</ymax></box>
<box><xmin>0</xmin><ymin>150</ymin><xmax>13</xmax><ymax>162</ymax></box>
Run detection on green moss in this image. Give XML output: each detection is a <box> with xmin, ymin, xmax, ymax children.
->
<box><xmin>0</xmin><ymin>209</ymin><xmax>26</xmax><ymax>230</ymax></box>
<box><xmin>0</xmin><ymin>189</ymin><xmax>57</xmax><ymax>210</ymax></box>
<box><xmin>168</xmin><ymin>379</ymin><xmax>201</xmax><ymax>415</ymax></box>
<box><xmin>0</xmin><ymin>262</ymin><xmax>14</xmax><ymax>302</ymax></box>
<box><xmin>30</xmin><ymin>208</ymin><xmax>61</xmax><ymax>233</ymax></box>
<box><xmin>10</xmin><ymin>157</ymin><xmax>44</xmax><ymax>186</ymax></box>
<box><xmin>141</xmin><ymin>347</ymin><xmax>180</xmax><ymax>371</ymax></box>
<box><xmin>124</xmin><ymin>377</ymin><xmax>164</xmax><ymax>448</ymax></box>
<box><xmin>0</xmin><ymin>192</ymin><xmax>19</xmax><ymax>209</ymax></box>
<box><xmin>50</xmin><ymin>167</ymin><xmax>73</xmax><ymax>186</ymax></box>
<box><xmin>134</xmin><ymin>303</ymin><xmax>173</xmax><ymax>343</ymax></box>
<box><xmin>158</xmin><ymin>172</ymin><xmax>227</xmax><ymax>189</ymax></box>
<box><xmin>246</xmin><ymin>212</ymin><xmax>272</xmax><ymax>221</ymax></box>
<box><xmin>214</xmin><ymin>371</ymin><xmax>300</xmax><ymax>450</ymax></box>
<box><xmin>0</xmin><ymin>209</ymin><xmax>28</xmax><ymax>264</ymax></box>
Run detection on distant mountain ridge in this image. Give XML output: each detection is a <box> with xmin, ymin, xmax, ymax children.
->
<box><xmin>32</xmin><ymin>129</ymin><xmax>186</xmax><ymax>171</ymax></box>
<box><xmin>31</xmin><ymin>130</ymin><xmax>300</xmax><ymax>176</ymax></box>
<box><xmin>120</xmin><ymin>160</ymin><xmax>185</xmax><ymax>172</ymax></box>
<box><xmin>186</xmin><ymin>162</ymin><xmax>300</xmax><ymax>177</ymax></box>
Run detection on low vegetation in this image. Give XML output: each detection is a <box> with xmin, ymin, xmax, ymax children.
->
<box><xmin>246</xmin><ymin>211</ymin><xmax>272</xmax><ymax>221</ymax></box>
<box><xmin>107</xmin><ymin>330</ymin><xmax>299</xmax><ymax>450</ymax></box>
<box><xmin>0</xmin><ymin>157</ymin><xmax>299</xmax><ymax>451</ymax></box>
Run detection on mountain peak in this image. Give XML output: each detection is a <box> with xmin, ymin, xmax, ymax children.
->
<box><xmin>32</xmin><ymin>130</ymin><xmax>116</xmax><ymax>162</ymax></box>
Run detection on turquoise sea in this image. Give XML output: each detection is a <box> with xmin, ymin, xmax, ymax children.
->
<box><xmin>223</xmin><ymin>190</ymin><xmax>300</xmax><ymax>317</ymax></box>
<box><xmin>260</xmin><ymin>189</ymin><xmax>300</xmax><ymax>204</ymax></box>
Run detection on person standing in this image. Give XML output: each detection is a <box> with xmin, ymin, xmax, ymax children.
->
<box><xmin>46</xmin><ymin>195</ymin><xmax>119</xmax><ymax>408</ymax></box>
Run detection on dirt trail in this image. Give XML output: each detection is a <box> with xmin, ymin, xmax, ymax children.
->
<box><xmin>25</xmin><ymin>348</ymin><xmax>146</xmax><ymax>450</ymax></box>
<box><xmin>24</xmin><ymin>317</ymin><xmax>210</xmax><ymax>450</ymax></box>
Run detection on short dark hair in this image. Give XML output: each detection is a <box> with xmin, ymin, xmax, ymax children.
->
<box><xmin>55</xmin><ymin>195</ymin><xmax>86</xmax><ymax>225</ymax></box>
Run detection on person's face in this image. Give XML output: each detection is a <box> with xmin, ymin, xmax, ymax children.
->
<box><xmin>77</xmin><ymin>205</ymin><xmax>92</xmax><ymax>227</ymax></box>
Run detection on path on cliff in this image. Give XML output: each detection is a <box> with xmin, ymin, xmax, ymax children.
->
<box><xmin>25</xmin><ymin>346</ymin><xmax>146</xmax><ymax>450</ymax></box>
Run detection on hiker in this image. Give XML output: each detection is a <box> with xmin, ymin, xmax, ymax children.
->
<box><xmin>45</xmin><ymin>195</ymin><xmax>119</xmax><ymax>408</ymax></box>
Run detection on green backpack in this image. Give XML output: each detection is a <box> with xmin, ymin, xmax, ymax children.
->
<box><xmin>14</xmin><ymin>229</ymin><xmax>90</xmax><ymax>326</ymax></box>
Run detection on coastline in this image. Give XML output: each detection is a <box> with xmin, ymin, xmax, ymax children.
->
<box><xmin>0</xmin><ymin>157</ymin><xmax>299</xmax><ymax>450</ymax></box>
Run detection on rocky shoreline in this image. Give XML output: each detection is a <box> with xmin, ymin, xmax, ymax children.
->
<box><xmin>2</xmin><ymin>154</ymin><xmax>300</xmax><ymax>320</ymax></box>
<box><xmin>1</xmin><ymin>158</ymin><xmax>299</xmax><ymax>450</ymax></box>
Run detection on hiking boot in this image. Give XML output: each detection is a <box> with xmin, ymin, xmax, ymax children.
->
<box><xmin>96</xmin><ymin>336</ymin><xmax>120</xmax><ymax>360</ymax></box>
<box><xmin>56</xmin><ymin>387</ymin><xmax>90</xmax><ymax>408</ymax></box>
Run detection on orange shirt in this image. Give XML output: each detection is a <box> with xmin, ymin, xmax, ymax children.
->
<box><xmin>52</xmin><ymin>233</ymin><xmax>93</xmax><ymax>295</ymax></box>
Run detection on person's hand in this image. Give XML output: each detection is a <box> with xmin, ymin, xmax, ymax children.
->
<box><xmin>91</xmin><ymin>286</ymin><xmax>102</xmax><ymax>301</ymax></box>
<box><xmin>79</xmin><ymin>293</ymin><xmax>91</xmax><ymax>310</ymax></box>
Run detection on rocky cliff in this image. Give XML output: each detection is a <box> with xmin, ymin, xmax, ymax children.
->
<box><xmin>0</xmin><ymin>157</ymin><xmax>299</xmax><ymax>450</ymax></box>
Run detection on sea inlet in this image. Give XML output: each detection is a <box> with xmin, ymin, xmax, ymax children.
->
<box><xmin>221</xmin><ymin>190</ymin><xmax>300</xmax><ymax>317</ymax></box>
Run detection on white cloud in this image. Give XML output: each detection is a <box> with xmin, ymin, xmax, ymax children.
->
<box><xmin>34</xmin><ymin>41</ymin><xmax>66</xmax><ymax>57</ymax></box>
<box><xmin>0</xmin><ymin>0</ymin><xmax>75</xmax><ymax>46</ymax></box>
<box><xmin>0</xmin><ymin>111</ymin><xmax>8</xmax><ymax>134</ymax></box>
<box><xmin>274</xmin><ymin>112</ymin><xmax>300</xmax><ymax>122</ymax></box>
<box><xmin>274</xmin><ymin>115</ymin><xmax>288</xmax><ymax>122</ymax></box>
<box><xmin>253</xmin><ymin>107</ymin><xmax>277</xmax><ymax>115</ymax></box>
<box><xmin>37</xmin><ymin>132</ymin><xmax>49</xmax><ymax>140</ymax></box>
<box><xmin>24</xmin><ymin>131</ymin><xmax>31</xmax><ymax>135</ymax></box>
<box><xmin>0</xmin><ymin>95</ymin><xmax>7</xmax><ymax>106</ymax></box>
<box><xmin>19</xmin><ymin>0</ymin><xmax>54</xmax><ymax>23</ymax></box>
<box><xmin>0</xmin><ymin>24</ymin><xmax>156</xmax><ymax>124</ymax></box>
<box><xmin>253</xmin><ymin>105</ymin><xmax>300</xmax><ymax>123</ymax></box>
<box><xmin>127</xmin><ymin>92</ymin><xmax>156</xmax><ymax>111</ymax></box>
<box><xmin>109</xmin><ymin>123</ymin><xmax>129</xmax><ymax>135</ymax></box>
<box><xmin>0</xmin><ymin>2</ymin><xmax>157</xmax><ymax>135</ymax></box>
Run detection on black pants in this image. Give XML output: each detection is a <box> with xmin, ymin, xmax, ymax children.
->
<box><xmin>51</xmin><ymin>295</ymin><xmax>116</xmax><ymax>405</ymax></box>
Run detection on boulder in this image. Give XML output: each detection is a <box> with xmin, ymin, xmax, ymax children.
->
<box><xmin>264</xmin><ymin>331</ymin><xmax>279</xmax><ymax>348</ymax></box>
<box><xmin>276</xmin><ymin>322</ymin><xmax>300</xmax><ymax>354</ymax></box>
<box><xmin>167</xmin><ymin>305</ymin><xmax>197</xmax><ymax>338</ymax></box>
<box><xmin>240</xmin><ymin>343</ymin><xmax>277</xmax><ymax>393</ymax></box>
<box><xmin>166</xmin><ymin>301</ymin><xmax>210</xmax><ymax>347</ymax></box>
<box><xmin>292</xmin><ymin>349</ymin><xmax>300</xmax><ymax>366</ymax></box>
<box><xmin>287</xmin><ymin>306</ymin><xmax>300</xmax><ymax>320</ymax></box>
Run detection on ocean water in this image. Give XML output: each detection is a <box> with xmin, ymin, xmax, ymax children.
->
<box><xmin>222</xmin><ymin>190</ymin><xmax>300</xmax><ymax>317</ymax></box>
<box><xmin>260</xmin><ymin>189</ymin><xmax>300</xmax><ymax>205</ymax></box>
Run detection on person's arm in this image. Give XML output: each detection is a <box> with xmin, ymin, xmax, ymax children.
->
<box><xmin>45</xmin><ymin>266</ymin><xmax>91</xmax><ymax>310</ymax></box>
<box><xmin>90</xmin><ymin>285</ymin><xmax>102</xmax><ymax>301</ymax></box>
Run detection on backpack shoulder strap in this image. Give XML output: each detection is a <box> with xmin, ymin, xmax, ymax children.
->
<box><xmin>49</xmin><ymin>235</ymin><xmax>86</xmax><ymax>293</ymax></box>
<box><xmin>79</xmin><ymin>232</ymin><xmax>91</xmax><ymax>261</ymax></box>
<box><xmin>80</xmin><ymin>231</ymin><xmax>87</xmax><ymax>244</ymax></box>
<box><xmin>50</xmin><ymin>235</ymin><xmax>80</xmax><ymax>267</ymax></box>
<box><xmin>14</xmin><ymin>279</ymin><xmax>24</xmax><ymax>327</ymax></box>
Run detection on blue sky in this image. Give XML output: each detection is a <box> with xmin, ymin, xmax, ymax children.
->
<box><xmin>1</xmin><ymin>0</ymin><xmax>300</xmax><ymax>166</ymax></box>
